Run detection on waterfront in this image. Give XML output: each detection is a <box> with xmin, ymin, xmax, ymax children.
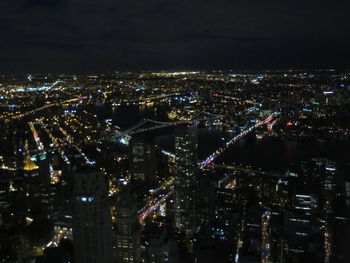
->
<box><xmin>93</xmin><ymin>103</ymin><xmax>350</xmax><ymax>173</ymax></box>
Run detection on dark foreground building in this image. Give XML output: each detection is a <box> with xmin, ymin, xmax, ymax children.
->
<box><xmin>72</xmin><ymin>166</ymin><xmax>113</xmax><ymax>263</ymax></box>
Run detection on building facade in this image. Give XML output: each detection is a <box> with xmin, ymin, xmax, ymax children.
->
<box><xmin>174</xmin><ymin>125</ymin><xmax>198</xmax><ymax>235</ymax></box>
<box><xmin>72</xmin><ymin>166</ymin><xmax>112</xmax><ymax>263</ymax></box>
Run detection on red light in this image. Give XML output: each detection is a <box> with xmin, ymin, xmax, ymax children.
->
<box><xmin>287</xmin><ymin>122</ymin><xmax>293</xmax><ymax>126</ymax></box>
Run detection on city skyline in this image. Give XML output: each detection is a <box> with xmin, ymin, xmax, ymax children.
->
<box><xmin>1</xmin><ymin>1</ymin><xmax>350</xmax><ymax>262</ymax></box>
<box><xmin>1</xmin><ymin>70</ymin><xmax>349</xmax><ymax>263</ymax></box>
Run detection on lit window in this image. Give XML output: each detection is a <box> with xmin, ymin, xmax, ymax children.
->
<box><xmin>77</xmin><ymin>196</ymin><xmax>94</xmax><ymax>202</ymax></box>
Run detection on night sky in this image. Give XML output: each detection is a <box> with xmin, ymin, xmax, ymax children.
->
<box><xmin>0</xmin><ymin>0</ymin><xmax>349</xmax><ymax>73</ymax></box>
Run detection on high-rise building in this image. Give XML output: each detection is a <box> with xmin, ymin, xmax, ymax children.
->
<box><xmin>284</xmin><ymin>193</ymin><xmax>320</xmax><ymax>262</ymax></box>
<box><xmin>72</xmin><ymin>166</ymin><xmax>112</xmax><ymax>263</ymax></box>
<box><xmin>115</xmin><ymin>187</ymin><xmax>140</xmax><ymax>263</ymax></box>
<box><xmin>129</xmin><ymin>137</ymin><xmax>157</xmax><ymax>184</ymax></box>
<box><xmin>174</xmin><ymin>125</ymin><xmax>198</xmax><ymax>235</ymax></box>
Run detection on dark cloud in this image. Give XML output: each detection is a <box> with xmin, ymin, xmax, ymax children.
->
<box><xmin>0</xmin><ymin>0</ymin><xmax>349</xmax><ymax>73</ymax></box>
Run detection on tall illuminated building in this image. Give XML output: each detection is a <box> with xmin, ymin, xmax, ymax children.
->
<box><xmin>129</xmin><ymin>137</ymin><xmax>156</xmax><ymax>184</ymax></box>
<box><xmin>72</xmin><ymin>166</ymin><xmax>112</xmax><ymax>263</ymax></box>
<box><xmin>174</xmin><ymin>125</ymin><xmax>198</xmax><ymax>235</ymax></box>
<box><xmin>115</xmin><ymin>187</ymin><xmax>140</xmax><ymax>263</ymax></box>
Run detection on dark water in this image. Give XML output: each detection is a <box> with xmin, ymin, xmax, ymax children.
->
<box><xmin>218</xmin><ymin>136</ymin><xmax>350</xmax><ymax>172</ymax></box>
<box><xmin>91</xmin><ymin>103</ymin><xmax>168</xmax><ymax>128</ymax></box>
<box><xmin>91</xmin><ymin>104</ymin><xmax>350</xmax><ymax>172</ymax></box>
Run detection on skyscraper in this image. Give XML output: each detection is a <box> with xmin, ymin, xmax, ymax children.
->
<box><xmin>115</xmin><ymin>187</ymin><xmax>140</xmax><ymax>263</ymax></box>
<box><xmin>72</xmin><ymin>166</ymin><xmax>112</xmax><ymax>263</ymax></box>
<box><xmin>129</xmin><ymin>137</ymin><xmax>156</xmax><ymax>184</ymax></box>
<box><xmin>174</xmin><ymin>124</ymin><xmax>198</xmax><ymax>235</ymax></box>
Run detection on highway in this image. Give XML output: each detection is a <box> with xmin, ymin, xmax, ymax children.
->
<box><xmin>138</xmin><ymin>190</ymin><xmax>174</xmax><ymax>225</ymax></box>
<box><xmin>28</xmin><ymin>122</ymin><xmax>45</xmax><ymax>152</ymax></box>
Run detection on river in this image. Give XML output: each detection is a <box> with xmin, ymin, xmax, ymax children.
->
<box><xmin>91</xmin><ymin>103</ymin><xmax>350</xmax><ymax>173</ymax></box>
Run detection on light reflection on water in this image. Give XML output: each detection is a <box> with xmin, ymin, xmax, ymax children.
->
<box><xmin>91</xmin><ymin>103</ymin><xmax>350</xmax><ymax>172</ymax></box>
